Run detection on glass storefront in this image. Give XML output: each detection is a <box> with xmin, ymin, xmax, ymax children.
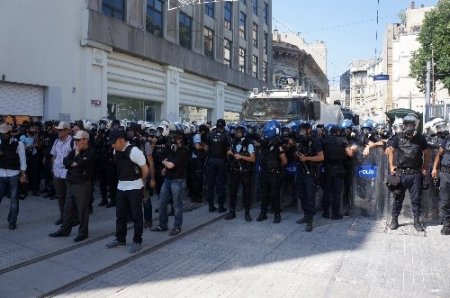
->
<box><xmin>179</xmin><ymin>105</ymin><xmax>208</xmax><ymax>123</ymax></box>
<box><xmin>107</xmin><ymin>96</ymin><xmax>161</xmax><ymax>122</ymax></box>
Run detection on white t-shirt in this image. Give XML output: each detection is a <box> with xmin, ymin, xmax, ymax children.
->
<box><xmin>116</xmin><ymin>144</ymin><xmax>147</xmax><ymax>191</ymax></box>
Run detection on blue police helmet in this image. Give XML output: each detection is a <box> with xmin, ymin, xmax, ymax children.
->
<box><xmin>326</xmin><ymin>124</ymin><xmax>340</xmax><ymax>136</ymax></box>
<box><xmin>263</xmin><ymin>120</ymin><xmax>281</xmax><ymax>139</ymax></box>
<box><xmin>360</xmin><ymin>120</ymin><xmax>374</xmax><ymax>130</ymax></box>
<box><xmin>339</xmin><ymin>119</ymin><xmax>353</xmax><ymax>129</ymax></box>
<box><xmin>235</xmin><ymin>124</ymin><xmax>248</xmax><ymax>134</ymax></box>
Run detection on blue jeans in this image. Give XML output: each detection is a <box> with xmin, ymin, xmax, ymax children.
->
<box><xmin>159</xmin><ymin>179</ymin><xmax>184</xmax><ymax>229</ymax></box>
<box><xmin>0</xmin><ymin>175</ymin><xmax>20</xmax><ymax>225</ymax></box>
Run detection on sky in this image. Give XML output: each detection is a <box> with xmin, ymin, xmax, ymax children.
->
<box><xmin>272</xmin><ymin>0</ymin><xmax>438</xmax><ymax>86</ymax></box>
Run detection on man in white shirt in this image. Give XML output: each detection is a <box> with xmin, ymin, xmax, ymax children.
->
<box><xmin>105</xmin><ymin>129</ymin><xmax>149</xmax><ymax>254</ymax></box>
<box><xmin>0</xmin><ymin>123</ymin><xmax>27</xmax><ymax>230</ymax></box>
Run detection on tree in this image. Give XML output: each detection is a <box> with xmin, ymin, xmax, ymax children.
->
<box><xmin>410</xmin><ymin>0</ymin><xmax>450</xmax><ymax>93</ymax></box>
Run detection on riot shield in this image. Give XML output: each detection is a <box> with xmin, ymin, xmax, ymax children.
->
<box><xmin>351</xmin><ymin>146</ymin><xmax>388</xmax><ymax>217</ymax></box>
<box><xmin>280</xmin><ymin>162</ymin><xmax>297</xmax><ymax>209</ymax></box>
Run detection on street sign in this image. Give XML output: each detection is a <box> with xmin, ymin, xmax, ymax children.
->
<box><xmin>373</xmin><ymin>74</ymin><xmax>389</xmax><ymax>81</ymax></box>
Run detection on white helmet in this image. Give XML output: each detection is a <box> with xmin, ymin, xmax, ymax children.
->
<box><xmin>137</xmin><ymin>120</ymin><xmax>146</xmax><ymax>131</ymax></box>
<box><xmin>392</xmin><ymin>118</ymin><xmax>403</xmax><ymax>135</ymax></box>
<box><xmin>120</xmin><ymin>120</ymin><xmax>127</xmax><ymax>129</ymax></box>
<box><xmin>157</xmin><ymin>123</ymin><xmax>170</xmax><ymax>137</ymax></box>
<box><xmin>82</xmin><ymin>120</ymin><xmax>92</xmax><ymax>131</ymax></box>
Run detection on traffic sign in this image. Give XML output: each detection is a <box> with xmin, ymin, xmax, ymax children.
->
<box><xmin>373</xmin><ymin>74</ymin><xmax>389</xmax><ymax>81</ymax></box>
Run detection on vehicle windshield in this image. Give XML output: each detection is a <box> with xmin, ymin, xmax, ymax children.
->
<box><xmin>242</xmin><ymin>98</ymin><xmax>305</xmax><ymax>121</ymax></box>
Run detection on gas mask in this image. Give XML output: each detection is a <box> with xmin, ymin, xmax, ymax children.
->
<box><xmin>403</xmin><ymin>122</ymin><xmax>417</xmax><ymax>138</ymax></box>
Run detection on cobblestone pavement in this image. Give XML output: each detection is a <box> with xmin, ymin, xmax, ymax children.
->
<box><xmin>1</xmin><ymin>193</ymin><xmax>450</xmax><ymax>298</ymax></box>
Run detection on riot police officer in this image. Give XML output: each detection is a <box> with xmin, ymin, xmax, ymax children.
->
<box><xmin>225</xmin><ymin>125</ymin><xmax>255</xmax><ymax>222</ymax></box>
<box><xmin>321</xmin><ymin>124</ymin><xmax>354</xmax><ymax>219</ymax></box>
<box><xmin>188</xmin><ymin>124</ymin><xmax>209</xmax><ymax>202</ymax></box>
<box><xmin>388</xmin><ymin>113</ymin><xmax>430</xmax><ymax>231</ymax></box>
<box><xmin>95</xmin><ymin>122</ymin><xmax>118</xmax><ymax>208</ymax></box>
<box><xmin>432</xmin><ymin>122</ymin><xmax>450</xmax><ymax>235</ymax></box>
<box><xmin>256</xmin><ymin>120</ymin><xmax>287</xmax><ymax>223</ymax></box>
<box><xmin>204</xmin><ymin>119</ymin><xmax>230</xmax><ymax>213</ymax></box>
<box><xmin>295</xmin><ymin>122</ymin><xmax>324</xmax><ymax>231</ymax></box>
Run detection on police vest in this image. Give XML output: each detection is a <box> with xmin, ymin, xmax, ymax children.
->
<box><xmin>322</xmin><ymin>136</ymin><xmax>346</xmax><ymax>162</ymax></box>
<box><xmin>396</xmin><ymin>136</ymin><xmax>423</xmax><ymax>169</ymax></box>
<box><xmin>0</xmin><ymin>141</ymin><xmax>20</xmax><ymax>170</ymax></box>
<box><xmin>260</xmin><ymin>141</ymin><xmax>281</xmax><ymax>172</ymax></box>
<box><xmin>298</xmin><ymin>136</ymin><xmax>320</xmax><ymax>168</ymax></box>
<box><xmin>229</xmin><ymin>138</ymin><xmax>253</xmax><ymax>172</ymax></box>
<box><xmin>208</xmin><ymin>131</ymin><xmax>229</xmax><ymax>159</ymax></box>
<box><xmin>153</xmin><ymin>139</ymin><xmax>169</xmax><ymax>164</ymax></box>
<box><xmin>96</xmin><ymin>132</ymin><xmax>113</xmax><ymax>161</ymax></box>
<box><xmin>441</xmin><ymin>138</ymin><xmax>450</xmax><ymax>167</ymax></box>
<box><xmin>114</xmin><ymin>146</ymin><xmax>142</xmax><ymax>181</ymax></box>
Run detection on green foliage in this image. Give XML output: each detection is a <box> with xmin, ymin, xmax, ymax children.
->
<box><xmin>410</xmin><ymin>0</ymin><xmax>450</xmax><ymax>93</ymax></box>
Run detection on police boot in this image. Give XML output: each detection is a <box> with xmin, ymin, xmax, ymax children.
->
<box><xmin>256</xmin><ymin>211</ymin><xmax>267</xmax><ymax>222</ymax></box>
<box><xmin>224</xmin><ymin>210</ymin><xmax>236</xmax><ymax>220</ymax></box>
<box><xmin>441</xmin><ymin>222</ymin><xmax>450</xmax><ymax>235</ymax></box>
<box><xmin>305</xmin><ymin>221</ymin><xmax>313</xmax><ymax>232</ymax></box>
<box><xmin>413</xmin><ymin>217</ymin><xmax>425</xmax><ymax>232</ymax></box>
<box><xmin>389</xmin><ymin>216</ymin><xmax>399</xmax><ymax>230</ymax></box>
<box><xmin>273</xmin><ymin>213</ymin><xmax>281</xmax><ymax>224</ymax></box>
<box><xmin>106</xmin><ymin>200</ymin><xmax>116</xmax><ymax>208</ymax></box>
<box><xmin>244</xmin><ymin>211</ymin><xmax>252</xmax><ymax>222</ymax></box>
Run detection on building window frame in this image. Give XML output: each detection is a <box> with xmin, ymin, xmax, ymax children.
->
<box><xmin>204</xmin><ymin>26</ymin><xmax>214</xmax><ymax>59</ymax></box>
<box><xmin>239</xmin><ymin>47</ymin><xmax>246</xmax><ymax>73</ymax></box>
<box><xmin>146</xmin><ymin>0</ymin><xmax>163</xmax><ymax>37</ymax></box>
<box><xmin>179</xmin><ymin>12</ymin><xmax>193</xmax><ymax>49</ymax></box>
<box><xmin>263</xmin><ymin>2</ymin><xmax>269</xmax><ymax>25</ymax></box>
<box><xmin>102</xmin><ymin>0</ymin><xmax>125</xmax><ymax>21</ymax></box>
<box><xmin>205</xmin><ymin>2</ymin><xmax>215</xmax><ymax>18</ymax></box>
<box><xmin>252</xmin><ymin>22</ymin><xmax>258</xmax><ymax>48</ymax></box>
<box><xmin>252</xmin><ymin>55</ymin><xmax>258</xmax><ymax>78</ymax></box>
<box><xmin>224</xmin><ymin>1</ymin><xmax>232</xmax><ymax>30</ymax></box>
<box><xmin>263</xmin><ymin>32</ymin><xmax>268</xmax><ymax>54</ymax></box>
<box><xmin>239</xmin><ymin>11</ymin><xmax>246</xmax><ymax>40</ymax></box>
<box><xmin>262</xmin><ymin>61</ymin><xmax>268</xmax><ymax>82</ymax></box>
<box><xmin>224</xmin><ymin>38</ymin><xmax>232</xmax><ymax>67</ymax></box>
<box><xmin>252</xmin><ymin>0</ymin><xmax>258</xmax><ymax>15</ymax></box>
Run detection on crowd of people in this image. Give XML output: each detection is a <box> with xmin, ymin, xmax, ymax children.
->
<box><xmin>1</xmin><ymin>113</ymin><xmax>450</xmax><ymax>253</ymax></box>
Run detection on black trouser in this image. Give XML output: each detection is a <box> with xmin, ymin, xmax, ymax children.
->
<box><xmin>43</xmin><ymin>154</ymin><xmax>54</xmax><ymax>193</ymax></box>
<box><xmin>440</xmin><ymin>171</ymin><xmax>450</xmax><ymax>225</ymax></box>
<box><xmin>97</xmin><ymin>161</ymin><xmax>117</xmax><ymax>202</ymax></box>
<box><xmin>229</xmin><ymin>171</ymin><xmax>253</xmax><ymax>212</ymax></box>
<box><xmin>207</xmin><ymin>158</ymin><xmax>227</xmax><ymax>207</ymax></box>
<box><xmin>298</xmin><ymin>171</ymin><xmax>316</xmax><ymax>221</ymax></box>
<box><xmin>391</xmin><ymin>172</ymin><xmax>422</xmax><ymax>217</ymax></box>
<box><xmin>60</xmin><ymin>181</ymin><xmax>92</xmax><ymax>237</ymax></box>
<box><xmin>188</xmin><ymin>158</ymin><xmax>204</xmax><ymax>201</ymax></box>
<box><xmin>116</xmin><ymin>188</ymin><xmax>144</xmax><ymax>244</ymax></box>
<box><xmin>323</xmin><ymin>175</ymin><xmax>344</xmax><ymax>216</ymax></box>
<box><xmin>29</xmin><ymin>153</ymin><xmax>42</xmax><ymax>194</ymax></box>
<box><xmin>259</xmin><ymin>172</ymin><xmax>281</xmax><ymax>214</ymax></box>
<box><xmin>54</xmin><ymin>177</ymin><xmax>69</xmax><ymax>219</ymax></box>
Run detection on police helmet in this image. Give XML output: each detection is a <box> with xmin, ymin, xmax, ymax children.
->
<box><xmin>339</xmin><ymin>119</ymin><xmax>353</xmax><ymax>129</ymax></box>
<box><xmin>326</xmin><ymin>124</ymin><xmax>340</xmax><ymax>136</ymax></box>
<box><xmin>263</xmin><ymin>120</ymin><xmax>281</xmax><ymax>139</ymax></box>
<box><xmin>403</xmin><ymin>113</ymin><xmax>420</xmax><ymax>132</ymax></box>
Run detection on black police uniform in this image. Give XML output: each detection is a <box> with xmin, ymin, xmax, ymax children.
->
<box><xmin>205</xmin><ymin>129</ymin><xmax>229</xmax><ymax>211</ymax></box>
<box><xmin>321</xmin><ymin>135</ymin><xmax>348</xmax><ymax>218</ymax></box>
<box><xmin>258</xmin><ymin>138</ymin><xmax>284</xmax><ymax>221</ymax></box>
<box><xmin>438</xmin><ymin>137</ymin><xmax>450</xmax><ymax>233</ymax></box>
<box><xmin>188</xmin><ymin>133</ymin><xmax>206</xmax><ymax>202</ymax></box>
<box><xmin>227</xmin><ymin>137</ymin><xmax>254</xmax><ymax>218</ymax></box>
<box><xmin>153</xmin><ymin>136</ymin><xmax>170</xmax><ymax>196</ymax></box>
<box><xmin>95</xmin><ymin>130</ymin><xmax>118</xmax><ymax>207</ymax></box>
<box><xmin>391</xmin><ymin>134</ymin><xmax>428</xmax><ymax>218</ymax></box>
<box><xmin>297</xmin><ymin>135</ymin><xmax>322</xmax><ymax>222</ymax></box>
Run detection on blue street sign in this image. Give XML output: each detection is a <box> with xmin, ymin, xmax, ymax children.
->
<box><xmin>373</xmin><ymin>74</ymin><xmax>389</xmax><ymax>81</ymax></box>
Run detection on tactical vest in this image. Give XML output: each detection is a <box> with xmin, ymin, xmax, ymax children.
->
<box><xmin>396</xmin><ymin>136</ymin><xmax>423</xmax><ymax>169</ymax></box>
<box><xmin>298</xmin><ymin>136</ymin><xmax>319</xmax><ymax>169</ymax></box>
<box><xmin>153</xmin><ymin>139</ymin><xmax>169</xmax><ymax>165</ymax></box>
<box><xmin>0</xmin><ymin>140</ymin><xmax>20</xmax><ymax>170</ymax></box>
<box><xmin>260</xmin><ymin>141</ymin><xmax>281</xmax><ymax>172</ymax></box>
<box><xmin>322</xmin><ymin>136</ymin><xmax>346</xmax><ymax>162</ymax></box>
<box><xmin>441</xmin><ymin>138</ymin><xmax>450</xmax><ymax>167</ymax></box>
<box><xmin>114</xmin><ymin>145</ymin><xmax>142</xmax><ymax>181</ymax></box>
<box><xmin>208</xmin><ymin>131</ymin><xmax>229</xmax><ymax>159</ymax></box>
<box><xmin>229</xmin><ymin>138</ymin><xmax>253</xmax><ymax>172</ymax></box>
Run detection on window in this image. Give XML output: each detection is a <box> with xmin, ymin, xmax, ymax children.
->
<box><xmin>239</xmin><ymin>48</ymin><xmax>246</xmax><ymax>73</ymax></box>
<box><xmin>204</xmin><ymin>27</ymin><xmax>214</xmax><ymax>59</ymax></box>
<box><xmin>252</xmin><ymin>55</ymin><xmax>258</xmax><ymax>78</ymax></box>
<box><xmin>263</xmin><ymin>33</ymin><xmax>268</xmax><ymax>54</ymax></box>
<box><xmin>239</xmin><ymin>12</ymin><xmax>246</xmax><ymax>39</ymax></box>
<box><xmin>205</xmin><ymin>2</ymin><xmax>214</xmax><ymax>18</ymax></box>
<box><xmin>263</xmin><ymin>2</ymin><xmax>269</xmax><ymax>25</ymax></box>
<box><xmin>179</xmin><ymin>12</ymin><xmax>192</xmax><ymax>49</ymax></box>
<box><xmin>224</xmin><ymin>1</ymin><xmax>232</xmax><ymax>30</ymax></box>
<box><xmin>252</xmin><ymin>0</ymin><xmax>258</xmax><ymax>15</ymax></box>
<box><xmin>224</xmin><ymin>39</ymin><xmax>232</xmax><ymax>66</ymax></box>
<box><xmin>252</xmin><ymin>23</ymin><xmax>258</xmax><ymax>48</ymax></box>
<box><xmin>146</xmin><ymin>0</ymin><xmax>163</xmax><ymax>37</ymax></box>
<box><xmin>102</xmin><ymin>0</ymin><xmax>125</xmax><ymax>20</ymax></box>
<box><xmin>262</xmin><ymin>61</ymin><xmax>268</xmax><ymax>82</ymax></box>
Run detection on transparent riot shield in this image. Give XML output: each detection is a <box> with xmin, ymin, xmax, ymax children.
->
<box><xmin>280</xmin><ymin>163</ymin><xmax>297</xmax><ymax>209</ymax></box>
<box><xmin>422</xmin><ymin>145</ymin><xmax>440</xmax><ymax>221</ymax></box>
<box><xmin>351</xmin><ymin>146</ymin><xmax>388</xmax><ymax>217</ymax></box>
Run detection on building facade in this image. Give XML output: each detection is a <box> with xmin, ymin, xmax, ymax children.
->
<box><xmin>272</xmin><ymin>41</ymin><xmax>329</xmax><ymax>101</ymax></box>
<box><xmin>0</xmin><ymin>0</ymin><xmax>272</xmax><ymax>123</ymax></box>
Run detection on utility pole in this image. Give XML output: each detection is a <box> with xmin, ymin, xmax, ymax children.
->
<box><xmin>425</xmin><ymin>60</ymin><xmax>431</xmax><ymax>124</ymax></box>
